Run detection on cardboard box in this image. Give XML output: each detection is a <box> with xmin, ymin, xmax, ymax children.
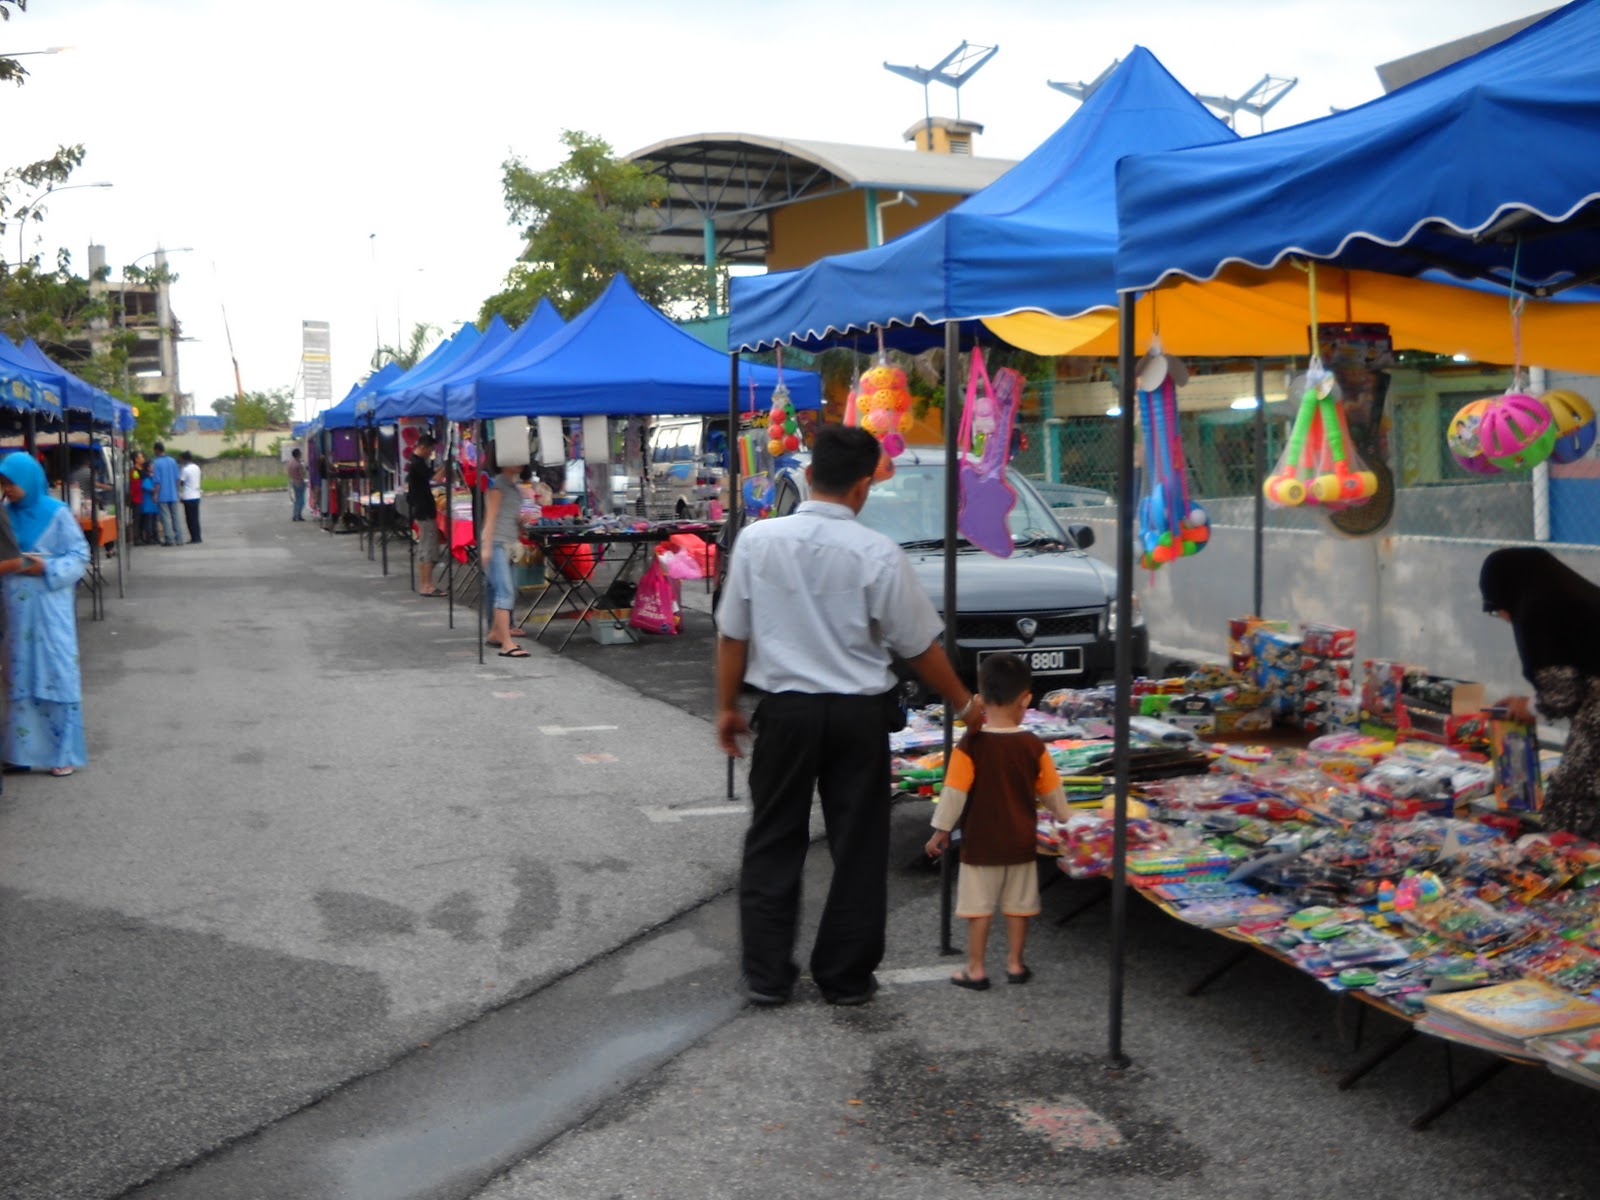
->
<box><xmin>1399</xmin><ymin>674</ymin><xmax>1486</xmax><ymax>716</ymax></box>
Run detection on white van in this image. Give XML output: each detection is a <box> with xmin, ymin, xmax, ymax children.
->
<box><xmin>644</xmin><ymin>416</ymin><xmax>724</xmax><ymax>518</ymax></box>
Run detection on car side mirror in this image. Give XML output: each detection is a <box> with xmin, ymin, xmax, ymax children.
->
<box><xmin>1067</xmin><ymin>524</ymin><xmax>1095</xmax><ymax>550</ymax></box>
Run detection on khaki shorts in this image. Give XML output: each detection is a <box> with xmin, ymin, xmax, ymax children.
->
<box><xmin>955</xmin><ymin>861</ymin><xmax>1041</xmax><ymax>918</ymax></box>
<box><xmin>416</xmin><ymin>516</ymin><xmax>442</xmax><ymax>562</ymax></box>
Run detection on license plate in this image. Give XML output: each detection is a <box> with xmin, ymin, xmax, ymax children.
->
<box><xmin>979</xmin><ymin>646</ymin><xmax>1083</xmax><ymax>675</ymax></box>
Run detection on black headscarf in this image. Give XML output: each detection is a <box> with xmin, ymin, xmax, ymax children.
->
<box><xmin>1480</xmin><ymin>547</ymin><xmax>1600</xmax><ymax>680</ymax></box>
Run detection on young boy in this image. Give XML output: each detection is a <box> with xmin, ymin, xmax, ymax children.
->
<box><xmin>925</xmin><ymin>652</ymin><xmax>1072</xmax><ymax>990</ymax></box>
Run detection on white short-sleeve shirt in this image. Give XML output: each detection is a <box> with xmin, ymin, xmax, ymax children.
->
<box><xmin>716</xmin><ymin>500</ymin><xmax>943</xmax><ymax>695</ymax></box>
<box><xmin>179</xmin><ymin>463</ymin><xmax>202</xmax><ymax>501</ymax></box>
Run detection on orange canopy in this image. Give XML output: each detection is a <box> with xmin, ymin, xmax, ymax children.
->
<box><xmin>984</xmin><ymin>263</ymin><xmax>1600</xmax><ymax>371</ymax></box>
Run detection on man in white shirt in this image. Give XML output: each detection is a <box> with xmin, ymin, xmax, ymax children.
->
<box><xmin>178</xmin><ymin>451</ymin><xmax>203</xmax><ymax>545</ymax></box>
<box><xmin>715</xmin><ymin>425</ymin><xmax>985</xmax><ymax>1007</ymax></box>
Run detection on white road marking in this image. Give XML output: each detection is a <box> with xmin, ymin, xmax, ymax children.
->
<box><xmin>492</xmin><ymin>691</ymin><xmax>526</xmax><ymax>700</ymax></box>
<box><xmin>640</xmin><ymin>803</ymin><xmax>748</xmax><ymax>824</ymax></box>
<box><xmin>539</xmin><ymin>724</ymin><xmax>620</xmax><ymax>736</ymax></box>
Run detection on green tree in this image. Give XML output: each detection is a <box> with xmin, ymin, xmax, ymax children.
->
<box><xmin>0</xmin><ymin>2</ymin><xmax>33</xmax><ymax>88</ymax></box>
<box><xmin>132</xmin><ymin>394</ymin><xmax>175</xmax><ymax>453</ymax></box>
<box><xmin>371</xmin><ymin>321</ymin><xmax>439</xmax><ymax>372</ymax></box>
<box><xmin>221</xmin><ymin>387</ymin><xmax>294</xmax><ymax>454</ymax></box>
<box><xmin>479</xmin><ymin>130</ymin><xmax>713</xmax><ymax>325</ymax></box>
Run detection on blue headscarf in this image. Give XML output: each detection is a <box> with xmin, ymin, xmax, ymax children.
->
<box><xmin>0</xmin><ymin>452</ymin><xmax>66</xmax><ymax>551</ymax></box>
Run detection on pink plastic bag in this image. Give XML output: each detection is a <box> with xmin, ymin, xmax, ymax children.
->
<box><xmin>957</xmin><ymin>346</ymin><xmax>1021</xmax><ymax>558</ymax></box>
<box><xmin>629</xmin><ymin>559</ymin><xmax>681</xmax><ymax>636</ymax></box>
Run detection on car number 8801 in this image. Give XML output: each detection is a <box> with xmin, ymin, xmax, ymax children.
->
<box><xmin>981</xmin><ymin>647</ymin><xmax>1082</xmax><ymax>675</ymax></box>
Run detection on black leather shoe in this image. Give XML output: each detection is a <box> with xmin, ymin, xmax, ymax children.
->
<box><xmin>740</xmin><ymin>979</ymin><xmax>790</xmax><ymax>1007</ymax></box>
<box><xmin>822</xmin><ymin>976</ymin><xmax>879</xmax><ymax>1007</ymax></box>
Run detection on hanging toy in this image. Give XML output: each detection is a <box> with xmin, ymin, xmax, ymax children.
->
<box><xmin>765</xmin><ymin>381</ymin><xmax>800</xmax><ymax>458</ymax></box>
<box><xmin>851</xmin><ymin>341</ymin><xmax>915</xmax><ymax>480</ymax></box>
<box><xmin>1133</xmin><ymin>341</ymin><xmax>1209</xmax><ymax>569</ymax></box>
<box><xmin>1263</xmin><ymin>359</ymin><xmax>1378</xmax><ymax>510</ymax></box>
<box><xmin>957</xmin><ymin>345</ymin><xmax>1023</xmax><ymax>558</ymax></box>
<box><xmin>1446</xmin><ymin>397</ymin><xmax>1500</xmax><ymax>475</ymax></box>
<box><xmin>1541</xmin><ymin>389</ymin><xmax>1597</xmax><ymax>465</ymax></box>
<box><xmin>1478</xmin><ymin>390</ymin><xmax>1556</xmax><ymax>471</ymax></box>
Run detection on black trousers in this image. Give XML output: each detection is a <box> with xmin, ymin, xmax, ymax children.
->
<box><xmin>183</xmin><ymin>499</ymin><xmax>201</xmax><ymax>543</ymax></box>
<box><xmin>739</xmin><ymin>691</ymin><xmax>893</xmax><ymax>1001</ymax></box>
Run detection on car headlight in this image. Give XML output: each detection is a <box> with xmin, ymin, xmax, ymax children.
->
<box><xmin>1105</xmin><ymin>594</ymin><xmax>1144</xmax><ymax>635</ymax></box>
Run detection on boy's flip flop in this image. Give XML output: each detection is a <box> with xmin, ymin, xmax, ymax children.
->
<box><xmin>950</xmin><ymin>971</ymin><xmax>990</xmax><ymax>991</ymax></box>
<box><xmin>497</xmin><ymin>646</ymin><xmax>531</xmax><ymax>658</ymax></box>
<box><xmin>1007</xmin><ymin>965</ymin><xmax>1033</xmax><ymax>985</ymax></box>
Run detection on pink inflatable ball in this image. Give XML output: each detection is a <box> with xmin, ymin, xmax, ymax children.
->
<box><xmin>1478</xmin><ymin>392</ymin><xmax>1556</xmax><ymax>471</ymax></box>
<box><xmin>861</xmin><ymin>408</ymin><xmax>893</xmax><ymax>437</ymax></box>
<box><xmin>881</xmin><ymin>432</ymin><xmax>906</xmax><ymax>457</ymax></box>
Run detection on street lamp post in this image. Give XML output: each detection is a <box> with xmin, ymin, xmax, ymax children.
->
<box><xmin>13</xmin><ymin>180</ymin><xmax>113</xmax><ymax>267</ymax></box>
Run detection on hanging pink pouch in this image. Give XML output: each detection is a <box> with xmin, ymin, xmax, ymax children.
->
<box><xmin>957</xmin><ymin>346</ymin><xmax>1021</xmax><ymax>558</ymax></box>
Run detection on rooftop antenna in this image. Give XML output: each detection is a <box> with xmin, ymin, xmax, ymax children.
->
<box><xmin>1196</xmin><ymin>74</ymin><xmax>1299</xmax><ymax>133</ymax></box>
<box><xmin>1047</xmin><ymin>58</ymin><xmax>1119</xmax><ymax>103</ymax></box>
<box><xmin>884</xmin><ymin>40</ymin><xmax>999</xmax><ymax>148</ymax></box>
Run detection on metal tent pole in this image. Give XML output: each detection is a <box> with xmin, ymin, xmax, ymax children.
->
<box><xmin>726</xmin><ymin>350</ymin><xmax>741</xmax><ymax>803</ymax></box>
<box><xmin>939</xmin><ymin>320</ymin><xmax>960</xmax><ymax>956</ymax></box>
<box><xmin>1108</xmin><ymin>292</ymin><xmax>1137</xmax><ymax>1069</ymax></box>
<box><xmin>1253</xmin><ymin>359</ymin><xmax>1266</xmax><ymax>617</ymax></box>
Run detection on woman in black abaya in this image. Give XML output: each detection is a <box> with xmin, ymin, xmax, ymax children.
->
<box><xmin>1480</xmin><ymin>547</ymin><xmax>1600</xmax><ymax>839</ymax></box>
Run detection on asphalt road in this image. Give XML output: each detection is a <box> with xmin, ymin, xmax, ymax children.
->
<box><xmin>3</xmin><ymin>492</ymin><xmax>1599</xmax><ymax>1200</ymax></box>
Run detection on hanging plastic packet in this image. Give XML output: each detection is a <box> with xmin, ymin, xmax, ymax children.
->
<box><xmin>1133</xmin><ymin>340</ymin><xmax>1208</xmax><ymax>569</ymax></box>
<box><xmin>1263</xmin><ymin>357</ymin><xmax>1376</xmax><ymax>512</ymax></box>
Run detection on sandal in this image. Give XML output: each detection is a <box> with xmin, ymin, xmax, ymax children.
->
<box><xmin>1007</xmin><ymin>965</ymin><xmax>1033</xmax><ymax>985</ymax></box>
<box><xmin>497</xmin><ymin>646</ymin><xmax>531</xmax><ymax>658</ymax></box>
<box><xmin>950</xmin><ymin>970</ymin><xmax>990</xmax><ymax>991</ymax></box>
<box><xmin>49</xmin><ymin>766</ymin><xmax>74</xmax><ymax>777</ymax></box>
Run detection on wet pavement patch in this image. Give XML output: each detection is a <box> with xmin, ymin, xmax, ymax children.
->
<box><xmin>858</xmin><ymin>1042</ymin><xmax>1203</xmax><ymax>1184</ymax></box>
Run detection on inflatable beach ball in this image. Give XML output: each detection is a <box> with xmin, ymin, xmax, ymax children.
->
<box><xmin>1446</xmin><ymin>398</ymin><xmax>1499</xmax><ymax>475</ymax></box>
<box><xmin>1542</xmin><ymin>388</ymin><xmax>1598</xmax><ymax>464</ymax></box>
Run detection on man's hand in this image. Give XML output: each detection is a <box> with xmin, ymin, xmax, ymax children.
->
<box><xmin>716</xmin><ymin>708</ymin><xmax>751</xmax><ymax>758</ymax></box>
<box><xmin>961</xmin><ymin>696</ymin><xmax>987</xmax><ymax>732</ymax></box>
<box><xmin>925</xmin><ymin>829</ymin><xmax>951</xmax><ymax>858</ymax></box>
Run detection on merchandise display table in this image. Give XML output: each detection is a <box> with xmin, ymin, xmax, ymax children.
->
<box><xmin>517</xmin><ymin>527</ymin><xmax>675</xmax><ymax>652</ymax></box>
<box><xmin>516</xmin><ymin>520</ymin><xmax>721</xmax><ymax>653</ymax></box>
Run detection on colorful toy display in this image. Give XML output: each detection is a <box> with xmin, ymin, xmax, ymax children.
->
<box><xmin>1542</xmin><ymin>388</ymin><xmax>1598</xmax><ymax>464</ymax></box>
<box><xmin>1478</xmin><ymin>390</ymin><xmax>1556</xmax><ymax>470</ymax></box>
<box><xmin>957</xmin><ymin>345</ymin><xmax>1022</xmax><ymax>558</ymax></box>
<box><xmin>1134</xmin><ymin>345</ymin><xmax>1209</xmax><ymax>568</ymax></box>
<box><xmin>1263</xmin><ymin>359</ymin><xmax>1378</xmax><ymax>511</ymax></box>
<box><xmin>849</xmin><ymin>357</ymin><xmax>916</xmax><ymax>458</ymax></box>
<box><xmin>1446</xmin><ymin>387</ymin><xmax>1595</xmax><ymax>475</ymax></box>
<box><xmin>764</xmin><ymin>382</ymin><xmax>801</xmax><ymax>459</ymax></box>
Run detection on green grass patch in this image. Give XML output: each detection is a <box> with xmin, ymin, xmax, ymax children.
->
<box><xmin>203</xmin><ymin>474</ymin><xmax>288</xmax><ymax>494</ymax></box>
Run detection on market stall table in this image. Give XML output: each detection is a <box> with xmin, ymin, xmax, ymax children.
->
<box><xmin>517</xmin><ymin>527</ymin><xmax>674</xmax><ymax>653</ymax></box>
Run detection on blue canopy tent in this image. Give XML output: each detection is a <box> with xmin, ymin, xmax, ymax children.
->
<box><xmin>1115</xmin><ymin>0</ymin><xmax>1600</xmax><ymax>297</ymax></box>
<box><xmin>465</xmin><ymin>275</ymin><xmax>820</xmax><ymax>418</ymax></box>
<box><xmin>16</xmin><ymin>339</ymin><xmax>116</xmax><ymax>429</ymax></box>
<box><xmin>374</xmin><ymin>318</ymin><xmax>511</xmax><ymax>420</ymax></box>
<box><xmin>365</xmin><ymin>322</ymin><xmax>485</xmax><ymax>420</ymax></box>
<box><xmin>439</xmin><ymin>298</ymin><xmax>567</xmax><ymax>422</ymax></box>
<box><xmin>0</xmin><ymin>337</ymin><xmax>65</xmax><ymax>420</ymax></box>
<box><xmin>322</xmin><ymin>363</ymin><xmax>404</xmax><ymax>430</ymax></box>
<box><xmin>726</xmin><ymin>47</ymin><xmax>1235</xmax><ymax>353</ymax></box>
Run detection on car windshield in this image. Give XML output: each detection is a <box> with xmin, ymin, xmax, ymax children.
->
<box><xmin>857</xmin><ymin>463</ymin><xmax>1071</xmax><ymax>549</ymax></box>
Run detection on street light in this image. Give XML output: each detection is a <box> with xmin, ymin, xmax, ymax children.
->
<box><xmin>13</xmin><ymin>180</ymin><xmax>113</xmax><ymax>266</ymax></box>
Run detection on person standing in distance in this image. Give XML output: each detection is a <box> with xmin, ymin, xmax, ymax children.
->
<box><xmin>149</xmin><ymin>441</ymin><xmax>182</xmax><ymax>546</ymax></box>
<box><xmin>178</xmin><ymin>451</ymin><xmax>202</xmax><ymax>544</ymax></box>
<box><xmin>408</xmin><ymin>433</ymin><xmax>446</xmax><ymax>597</ymax></box>
<box><xmin>715</xmin><ymin>424</ymin><xmax>985</xmax><ymax>1007</ymax></box>
<box><xmin>287</xmin><ymin>448</ymin><xmax>308</xmax><ymax>522</ymax></box>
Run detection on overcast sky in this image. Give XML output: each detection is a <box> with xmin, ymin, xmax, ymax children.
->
<box><xmin>2</xmin><ymin>0</ymin><xmax>1554</xmax><ymax>421</ymax></box>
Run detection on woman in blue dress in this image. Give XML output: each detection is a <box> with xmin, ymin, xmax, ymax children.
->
<box><xmin>0</xmin><ymin>453</ymin><xmax>89</xmax><ymax>776</ymax></box>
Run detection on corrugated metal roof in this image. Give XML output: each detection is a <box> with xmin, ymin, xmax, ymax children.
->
<box><xmin>624</xmin><ymin>133</ymin><xmax>1016</xmax><ymax>264</ymax></box>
